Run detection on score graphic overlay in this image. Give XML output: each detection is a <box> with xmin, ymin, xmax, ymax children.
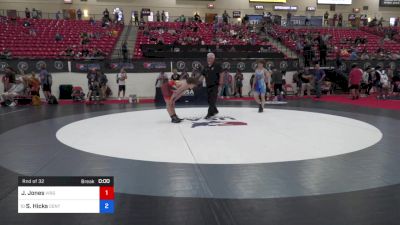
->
<box><xmin>18</xmin><ymin>176</ymin><xmax>114</xmax><ymax>213</ymax></box>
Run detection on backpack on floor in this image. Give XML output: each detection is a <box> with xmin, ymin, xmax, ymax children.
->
<box><xmin>32</xmin><ymin>96</ymin><xmax>41</xmax><ymax>106</ymax></box>
<box><xmin>48</xmin><ymin>95</ymin><xmax>58</xmax><ymax>105</ymax></box>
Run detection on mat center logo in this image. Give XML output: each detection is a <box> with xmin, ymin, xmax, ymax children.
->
<box><xmin>185</xmin><ymin>116</ymin><xmax>247</xmax><ymax>128</ymax></box>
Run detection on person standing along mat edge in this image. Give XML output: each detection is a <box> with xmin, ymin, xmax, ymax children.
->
<box><xmin>201</xmin><ymin>52</ymin><xmax>223</xmax><ymax>119</ymax></box>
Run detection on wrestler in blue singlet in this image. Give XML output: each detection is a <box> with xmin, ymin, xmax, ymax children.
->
<box><xmin>253</xmin><ymin>69</ymin><xmax>266</xmax><ymax>94</ymax></box>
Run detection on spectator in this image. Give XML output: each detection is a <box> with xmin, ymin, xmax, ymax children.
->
<box><xmin>116</xmin><ymin>68</ymin><xmax>127</xmax><ymax>100</ymax></box>
<box><xmin>287</xmin><ymin>11</ymin><xmax>292</xmax><ymax>26</ymax></box>
<box><xmin>156</xmin><ymin>11</ymin><xmax>161</xmax><ymax>22</ymax></box>
<box><xmin>333</xmin><ymin>13</ymin><xmax>338</xmax><ymax>26</ymax></box>
<box><xmin>393</xmin><ymin>73</ymin><xmax>400</xmax><ymax>95</ymax></box>
<box><xmin>324</xmin><ymin>11</ymin><xmax>329</xmax><ymax>26</ymax></box>
<box><xmin>29</xmin><ymin>72</ymin><xmax>40</xmax><ymax>96</ymax></box>
<box><xmin>220</xmin><ymin>69</ymin><xmax>233</xmax><ymax>98</ymax></box>
<box><xmin>2</xmin><ymin>66</ymin><xmax>16</xmax><ymax>92</ymax></box>
<box><xmin>161</xmin><ymin>10</ymin><xmax>166</xmax><ymax>22</ymax></box>
<box><xmin>25</xmin><ymin>8</ymin><xmax>31</xmax><ymax>18</ymax></box>
<box><xmin>390</xmin><ymin>51</ymin><xmax>400</xmax><ymax>60</ymax></box>
<box><xmin>86</xmin><ymin>68</ymin><xmax>100</xmax><ymax>102</ymax></box>
<box><xmin>178</xmin><ymin>14</ymin><xmax>186</xmax><ymax>23</ymax></box>
<box><xmin>234</xmin><ymin>69</ymin><xmax>244</xmax><ymax>98</ymax></box>
<box><xmin>92</xmin><ymin>48</ymin><xmax>106</xmax><ymax>58</ymax></box>
<box><xmin>180</xmin><ymin>70</ymin><xmax>189</xmax><ymax>80</ymax></box>
<box><xmin>349</xmin><ymin>51</ymin><xmax>359</xmax><ymax>60</ymax></box>
<box><xmin>378</xmin><ymin>17</ymin><xmax>384</xmax><ymax>27</ymax></box>
<box><xmin>55</xmin><ymin>32</ymin><xmax>63</xmax><ymax>42</ymax></box>
<box><xmin>319</xmin><ymin>42</ymin><xmax>327</xmax><ymax>66</ymax></box>
<box><xmin>300</xmin><ymin>68</ymin><xmax>313</xmax><ymax>96</ymax></box>
<box><xmin>98</xmin><ymin>71</ymin><xmax>108</xmax><ymax>101</ymax></box>
<box><xmin>314</xmin><ymin>63</ymin><xmax>326</xmax><ymax>98</ymax></box>
<box><xmin>292</xmin><ymin>68</ymin><xmax>303</xmax><ymax>96</ymax></box>
<box><xmin>133</xmin><ymin>11</ymin><xmax>139</xmax><ymax>26</ymax></box>
<box><xmin>222</xmin><ymin>10</ymin><xmax>230</xmax><ymax>24</ymax></box>
<box><xmin>338</xmin><ymin>13</ymin><xmax>343</xmax><ymax>27</ymax></box>
<box><xmin>348</xmin><ymin>64</ymin><xmax>363</xmax><ymax>100</ymax></box>
<box><xmin>121</xmin><ymin>41</ymin><xmax>128</xmax><ymax>61</ymax></box>
<box><xmin>81</xmin><ymin>48</ymin><xmax>90</xmax><ymax>57</ymax></box>
<box><xmin>271</xmin><ymin>67</ymin><xmax>283</xmax><ymax>100</ymax></box>
<box><xmin>303</xmin><ymin>41</ymin><xmax>312</xmax><ymax>67</ymax></box>
<box><xmin>155</xmin><ymin>71</ymin><xmax>168</xmax><ymax>88</ymax></box>
<box><xmin>361</xmin><ymin>66</ymin><xmax>373</xmax><ymax>95</ymax></box>
<box><xmin>29</xmin><ymin>28</ymin><xmax>37</xmax><ymax>36</ymax></box>
<box><xmin>39</xmin><ymin>64</ymin><xmax>52</xmax><ymax>101</ymax></box>
<box><xmin>171</xmin><ymin>69</ymin><xmax>180</xmax><ymax>81</ymax></box>
<box><xmin>0</xmin><ymin>48</ymin><xmax>12</xmax><ymax>59</ymax></box>
<box><xmin>32</xmin><ymin>8</ymin><xmax>38</xmax><ymax>19</ymax></box>
<box><xmin>360</xmin><ymin>51</ymin><xmax>370</xmax><ymax>60</ymax></box>
<box><xmin>77</xmin><ymin>9</ymin><xmax>82</xmax><ymax>20</ymax></box>
<box><xmin>0</xmin><ymin>76</ymin><xmax>26</xmax><ymax>107</ymax></box>
<box><xmin>56</xmin><ymin>11</ymin><xmax>61</xmax><ymax>20</ymax></box>
<box><xmin>194</xmin><ymin>12</ymin><xmax>200</xmax><ymax>22</ymax></box>
<box><xmin>63</xmin><ymin>46</ymin><xmax>74</xmax><ymax>57</ymax></box>
<box><xmin>103</xmin><ymin>8</ymin><xmax>110</xmax><ymax>21</ymax></box>
<box><xmin>378</xmin><ymin>67</ymin><xmax>390</xmax><ymax>99</ymax></box>
<box><xmin>89</xmin><ymin>17</ymin><xmax>95</xmax><ymax>25</ymax></box>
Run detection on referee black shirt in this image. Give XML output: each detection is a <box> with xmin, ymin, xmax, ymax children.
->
<box><xmin>202</xmin><ymin>63</ymin><xmax>221</xmax><ymax>87</ymax></box>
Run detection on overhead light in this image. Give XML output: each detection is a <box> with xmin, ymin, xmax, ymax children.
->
<box><xmin>83</xmin><ymin>9</ymin><xmax>89</xmax><ymax>17</ymax></box>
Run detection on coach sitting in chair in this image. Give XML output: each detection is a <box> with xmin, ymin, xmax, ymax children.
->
<box><xmin>0</xmin><ymin>76</ymin><xmax>27</xmax><ymax>107</ymax></box>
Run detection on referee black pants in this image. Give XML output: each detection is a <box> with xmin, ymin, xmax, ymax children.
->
<box><xmin>207</xmin><ymin>85</ymin><xmax>219</xmax><ymax>116</ymax></box>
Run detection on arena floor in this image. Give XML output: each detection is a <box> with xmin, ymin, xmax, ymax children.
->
<box><xmin>1</xmin><ymin>98</ymin><xmax>400</xmax><ymax>225</ymax></box>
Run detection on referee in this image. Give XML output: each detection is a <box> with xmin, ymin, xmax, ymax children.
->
<box><xmin>202</xmin><ymin>53</ymin><xmax>222</xmax><ymax>119</ymax></box>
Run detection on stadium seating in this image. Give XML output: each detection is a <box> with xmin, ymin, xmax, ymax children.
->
<box><xmin>271</xmin><ymin>26</ymin><xmax>400</xmax><ymax>59</ymax></box>
<box><xmin>134</xmin><ymin>21</ymin><xmax>280</xmax><ymax>58</ymax></box>
<box><xmin>0</xmin><ymin>17</ymin><xmax>122</xmax><ymax>59</ymax></box>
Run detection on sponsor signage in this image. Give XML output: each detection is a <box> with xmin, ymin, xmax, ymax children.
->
<box><xmin>273</xmin><ymin>5</ymin><xmax>298</xmax><ymax>11</ymax></box>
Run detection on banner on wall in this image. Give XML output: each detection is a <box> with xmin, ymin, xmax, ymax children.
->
<box><xmin>2</xmin><ymin>59</ymin><xmax>400</xmax><ymax>74</ymax></box>
<box><xmin>141</xmin><ymin>8</ymin><xmax>151</xmax><ymax>16</ymax></box>
<box><xmin>0</xmin><ymin>60</ymin><xmax>68</xmax><ymax>73</ymax></box>
<box><xmin>348</xmin><ymin>14</ymin><xmax>356</xmax><ymax>21</ymax></box>
<box><xmin>379</xmin><ymin>0</ymin><xmax>400</xmax><ymax>7</ymax></box>
<box><xmin>232</xmin><ymin>11</ymin><xmax>241</xmax><ymax>18</ymax></box>
<box><xmin>360</xmin><ymin>14</ymin><xmax>368</xmax><ymax>21</ymax></box>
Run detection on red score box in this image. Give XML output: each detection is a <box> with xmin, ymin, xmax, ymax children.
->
<box><xmin>100</xmin><ymin>186</ymin><xmax>114</xmax><ymax>200</ymax></box>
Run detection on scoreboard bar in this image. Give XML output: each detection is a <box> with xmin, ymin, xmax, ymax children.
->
<box><xmin>18</xmin><ymin>176</ymin><xmax>114</xmax><ymax>186</ymax></box>
<box><xmin>18</xmin><ymin>176</ymin><xmax>114</xmax><ymax>214</ymax></box>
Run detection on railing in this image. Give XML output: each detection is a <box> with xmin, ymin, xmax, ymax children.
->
<box><xmin>13</xmin><ymin>10</ymin><xmax>104</xmax><ymax>20</ymax></box>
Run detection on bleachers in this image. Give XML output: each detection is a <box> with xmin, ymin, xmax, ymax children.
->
<box><xmin>0</xmin><ymin>17</ymin><xmax>122</xmax><ymax>59</ymax></box>
<box><xmin>134</xmin><ymin>21</ymin><xmax>280</xmax><ymax>58</ymax></box>
<box><xmin>271</xmin><ymin>26</ymin><xmax>400</xmax><ymax>59</ymax></box>
<box><xmin>360</xmin><ymin>26</ymin><xmax>400</xmax><ymax>42</ymax></box>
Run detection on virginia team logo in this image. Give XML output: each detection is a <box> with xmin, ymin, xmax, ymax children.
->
<box><xmin>222</xmin><ymin>62</ymin><xmax>231</xmax><ymax>70</ymax></box>
<box><xmin>0</xmin><ymin>62</ymin><xmax>8</xmax><ymax>71</ymax></box>
<box><xmin>36</xmin><ymin>61</ymin><xmax>46</xmax><ymax>70</ymax></box>
<box><xmin>236</xmin><ymin>62</ymin><xmax>246</xmax><ymax>71</ymax></box>
<box><xmin>17</xmin><ymin>61</ymin><xmax>29</xmax><ymax>71</ymax></box>
<box><xmin>185</xmin><ymin>116</ymin><xmax>247</xmax><ymax>128</ymax></box>
<box><xmin>192</xmin><ymin>61</ymin><xmax>203</xmax><ymax>70</ymax></box>
<box><xmin>54</xmin><ymin>61</ymin><xmax>64</xmax><ymax>70</ymax></box>
<box><xmin>176</xmin><ymin>61</ymin><xmax>186</xmax><ymax>70</ymax></box>
<box><xmin>280</xmin><ymin>61</ymin><xmax>288</xmax><ymax>70</ymax></box>
<box><xmin>251</xmin><ymin>62</ymin><xmax>258</xmax><ymax>70</ymax></box>
<box><xmin>266</xmin><ymin>61</ymin><xmax>274</xmax><ymax>69</ymax></box>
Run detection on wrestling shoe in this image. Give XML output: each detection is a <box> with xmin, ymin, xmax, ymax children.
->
<box><xmin>258</xmin><ymin>104</ymin><xmax>263</xmax><ymax>113</ymax></box>
<box><xmin>171</xmin><ymin>115</ymin><xmax>183</xmax><ymax>123</ymax></box>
